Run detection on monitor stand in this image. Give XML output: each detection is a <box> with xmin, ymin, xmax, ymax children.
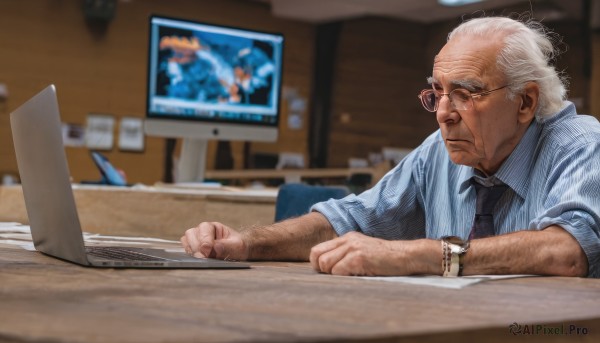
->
<box><xmin>177</xmin><ymin>138</ymin><xmax>208</xmax><ymax>182</ymax></box>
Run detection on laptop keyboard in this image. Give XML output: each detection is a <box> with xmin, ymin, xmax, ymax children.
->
<box><xmin>86</xmin><ymin>246</ymin><xmax>171</xmax><ymax>261</ymax></box>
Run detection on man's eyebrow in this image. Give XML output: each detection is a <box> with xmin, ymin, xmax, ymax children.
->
<box><xmin>453</xmin><ymin>79</ymin><xmax>485</xmax><ymax>90</ymax></box>
<box><xmin>426</xmin><ymin>77</ymin><xmax>485</xmax><ymax>90</ymax></box>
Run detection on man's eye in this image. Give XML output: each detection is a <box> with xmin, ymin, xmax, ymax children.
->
<box><xmin>453</xmin><ymin>89</ymin><xmax>472</xmax><ymax>101</ymax></box>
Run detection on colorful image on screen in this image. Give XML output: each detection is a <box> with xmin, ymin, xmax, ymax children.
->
<box><xmin>147</xmin><ymin>17</ymin><xmax>284</xmax><ymax>125</ymax></box>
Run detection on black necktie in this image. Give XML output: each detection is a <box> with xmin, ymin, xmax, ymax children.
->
<box><xmin>468</xmin><ymin>179</ymin><xmax>508</xmax><ymax>239</ymax></box>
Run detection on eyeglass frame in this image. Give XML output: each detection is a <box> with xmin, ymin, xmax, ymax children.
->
<box><xmin>418</xmin><ymin>85</ymin><xmax>510</xmax><ymax>112</ymax></box>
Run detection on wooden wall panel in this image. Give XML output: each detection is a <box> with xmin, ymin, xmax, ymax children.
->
<box><xmin>545</xmin><ymin>21</ymin><xmax>591</xmax><ymax>115</ymax></box>
<box><xmin>327</xmin><ymin>16</ymin><xmax>590</xmax><ymax>168</ymax></box>
<box><xmin>592</xmin><ymin>31</ymin><xmax>600</xmax><ymax>117</ymax></box>
<box><xmin>0</xmin><ymin>1</ymin><xmax>591</xmax><ymax>184</ymax></box>
<box><xmin>0</xmin><ymin>0</ymin><xmax>313</xmax><ymax>184</ymax></box>
<box><xmin>327</xmin><ymin>18</ymin><xmax>438</xmax><ymax>167</ymax></box>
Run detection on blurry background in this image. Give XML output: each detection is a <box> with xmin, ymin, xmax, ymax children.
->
<box><xmin>0</xmin><ymin>0</ymin><xmax>597</xmax><ymax>185</ymax></box>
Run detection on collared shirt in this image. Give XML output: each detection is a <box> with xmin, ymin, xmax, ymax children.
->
<box><xmin>312</xmin><ymin>102</ymin><xmax>600</xmax><ymax>277</ymax></box>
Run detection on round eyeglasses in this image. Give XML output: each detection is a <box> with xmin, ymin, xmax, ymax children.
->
<box><xmin>418</xmin><ymin>85</ymin><xmax>509</xmax><ymax>112</ymax></box>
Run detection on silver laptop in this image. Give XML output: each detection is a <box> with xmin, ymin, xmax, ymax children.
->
<box><xmin>10</xmin><ymin>85</ymin><xmax>249</xmax><ymax>269</ymax></box>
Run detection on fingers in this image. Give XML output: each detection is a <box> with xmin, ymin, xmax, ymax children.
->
<box><xmin>180</xmin><ymin>222</ymin><xmax>248</xmax><ymax>261</ymax></box>
<box><xmin>310</xmin><ymin>237</ymin><xmax>346</xmax><ymax>272</ymax></box>
<box><xmin>310</xmin><ymin>232</ymin><xmax>390</xmax><ymax>276</ymax></box>
<box><xmin>181</xmin><ymin>235</ymin><xmax>190</xmax><ymax>254</ymax></box>
<box><xmin>181</xmin><ymin>222</ymin><xmax>221</xmax><ymax>258</ymax></box>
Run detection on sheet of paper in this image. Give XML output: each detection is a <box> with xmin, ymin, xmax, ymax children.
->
<box><xmin>85</xmin><ymin>114</ymin><xmax>114</xmax><ymax>150</ymax></box>
<box><xmin>0</xmin><ymin>222</ymin><xmax>182</xmax><ymax>251</ymax></box>
<box><xmin>357</xmin><ymin>274</ymin><xmax>537</xmax><ymax>289</ymax></box>
<box><xmin>0</xmin><ymin>223</ymin><xmax>31</xmax><ymax>233</ymax></box>
<box><xmin>0</xmin><ymin>222</ymin><xmax>27</xmax><ymax>228</ymax></box>
<box><xmin>83</xmin><ymin>233</ymin><xmax>178</xmax><ymax>243</ymax></box>
<box><xmin>356</xmin><ymin>275</ymin><xmax>482</xmax><ymax>289</ymax></box>
<box><xmin>0</xmin><ymin>240</ymin><xmax>36</xmax><ymax>251</ymax></box>
<box><xmin>118</xmin><ymin>117</ymin><xmax>144</xmax><ymax>152</ymax></box>
<box><xmin>62</xmin><ymin>123</ymin><xmax>86</xmax><ymax>147</ymax></box>
<box><xmin>0</xmin><ymin>233</ymin><xmax>33</xmax><ymax>240</ymax></box>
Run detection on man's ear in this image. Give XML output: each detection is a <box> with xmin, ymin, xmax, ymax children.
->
<box><xmin>518</xmin><ymin>82</ymin><xmax>539</xmax><ymax>124</ymax></box>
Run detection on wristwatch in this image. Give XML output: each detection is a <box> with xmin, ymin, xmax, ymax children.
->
<box><xmin>441</xmin><ymin>236</ymin><xmax>470</xmax><ymax>277</ymax></box>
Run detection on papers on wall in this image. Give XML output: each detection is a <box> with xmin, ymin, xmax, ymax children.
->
<box><xmin>118</xmin><ymin>117</ymin><xmax>144</xmax><ymax>152</ymax></box>
<box><xmin>382</xmin><ymin>147</ymin><xmax>412</xmax><ymax>165</ymax></box>
<box><xmin>62</xmin><ymin>123</ymin><xmax>86</xmax><ymax>147</ymax></box>
<box><xmin>85</xmin><ymin>114</ymin><xmax>115</xmax><ymax>150</ymax></box>
<box><xmin>283</xmin><ymin>86</ymin><xmax>306</xmax><ymax>130</ymax></box>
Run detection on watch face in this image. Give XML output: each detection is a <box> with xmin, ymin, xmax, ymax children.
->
<box><xmin>442</xmin><ymin>236</ymin><xmax>470</xmax><ymax>250</ymax></box>
<box><xmin>442</xmin><ymin>236</ymin><xmax>465</xmax><ymax>245</ymax></box>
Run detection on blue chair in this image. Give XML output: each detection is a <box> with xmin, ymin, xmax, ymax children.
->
<box><xmin>274</xmin><ymin>183</ymin><xmax>350</xmax><ymax>222</ymax></box>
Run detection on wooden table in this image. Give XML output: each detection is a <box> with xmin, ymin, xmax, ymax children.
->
<box><xmin>1</xmin><ymin>243</ymin><xmax>599</xmax><ymax>343</ymax></box>
<box><xmin>0</xmin><ymin>185</ymin><xmax>277</xmax><ymax>240</ymax></box>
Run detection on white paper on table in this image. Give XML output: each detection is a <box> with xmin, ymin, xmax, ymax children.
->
<box><xmin>83</xmin><ymin>233</ymin><xmax>178</xmax><ymax>243</ymax></box>
<box><xmin>356</xmin><ymin>274</ymin><xmax>538</xmax><ymax>289</ymax></box>
<box><xmin>0</xmin><ymin>223</ymin><xmax>31</xmax><ymax>233</ymax></box>
<box><xmin>0</xmin><ymin>240</ymin><xmax>36</xmax><ymax>251</ymax></box>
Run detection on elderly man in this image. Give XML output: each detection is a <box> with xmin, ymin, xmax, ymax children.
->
<box><xmin>181</xmin><ymin>16</ymin><xmax>600</xmax><ymax>278</ymax></box>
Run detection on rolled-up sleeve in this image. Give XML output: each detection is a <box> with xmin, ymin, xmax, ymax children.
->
<box><xmin>529</xmin><ymin>142</ymin><xmax>600</xmax><ymax>277</ymax></box>
<box><xmin>311</xmin><ymin>151</ymin><xmax>426</xmax><ymax>240</ymax></box>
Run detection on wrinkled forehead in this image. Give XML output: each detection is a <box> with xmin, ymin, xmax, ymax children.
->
<box><xmin>431</xmin><ymin>35</ymin><xmax>505</xmax><ymax>88</ymax></box>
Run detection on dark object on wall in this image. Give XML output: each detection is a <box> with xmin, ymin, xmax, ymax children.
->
<box><xmin>83</xmin><ymin>0</ymin><xmax>117</xmax><ymax>21</ymax></box>
<box><xmin>249</xmin><ymin>152</ymin><xmax>279</xmax><ymax>169</ymax></box>
<box><xmin>163</xmin><ymin>138</ymin><xmax>177</xmax><ymax>183</ymax></box>
<box><xmin>309</xmin><ymin>22</ymin><xmax>342</xmax><ymax>168</ymax></box>
<box><xmin>215</xmin><ymin>141</ymin><xmax>234</xmax><ymax>170</ymax></box>
<box><xmin>583</xmin><ymin>0</ymin><xmax>593</xmax><ymax>79</ymax></box>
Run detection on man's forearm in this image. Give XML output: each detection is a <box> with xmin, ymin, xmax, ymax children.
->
<box><xmin>242</xmin><ymin>212</ymin><xmax>338</xmax><ymax>261</ymax></box>
<box><xmin>463</xmin><ymin>225</ymin><xmax>588</xmax><ymax>277</ymax></box>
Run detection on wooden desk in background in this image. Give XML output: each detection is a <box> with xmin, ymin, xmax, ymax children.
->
<box><xmin>0</xmin><ymin>184</ymin><xmax>277</xmax><ymax>240</ymax></box>
<box><xmin>205</xmin><ymin>165</ymin><xmax>390</xmax><ymax>185</ymax></box>
<box><xmin>0</xmin><ymin>243</ymin><xmax>599</xmax><ymax>343</ymax></box>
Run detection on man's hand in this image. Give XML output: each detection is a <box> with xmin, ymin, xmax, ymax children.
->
<box><xmin>310</xmin><ymin>232</ymin><xmax>435</xmax><ymax>276</ymax></box>
<box><xmin>181</xmin><ymin>222</ymin><xmax>249</xmax><ymax>261</ymax></box>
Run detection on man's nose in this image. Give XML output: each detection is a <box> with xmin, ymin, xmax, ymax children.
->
<box><xmin>436</xmin><ymin>94</ymin><xmax>458</xmax><ymax>124</ymax></box>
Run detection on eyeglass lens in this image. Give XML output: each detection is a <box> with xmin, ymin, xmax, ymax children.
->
<box><xmin>420</xmin><ymin>89</ymin><xmax>472</xmax><ymax>112</ymax></box>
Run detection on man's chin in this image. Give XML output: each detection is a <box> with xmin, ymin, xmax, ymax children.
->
<box><xmin>446</xmin><ymin>152</ymin><xmax>476</xmax><ymax>167</ymax></box>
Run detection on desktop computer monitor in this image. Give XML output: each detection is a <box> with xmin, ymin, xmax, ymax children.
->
<box><xmin>144</xmin><ymin>15</ymin><xmax>284</xmax><ymax>182</ymax></box>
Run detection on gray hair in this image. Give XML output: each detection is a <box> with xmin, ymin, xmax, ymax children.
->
<box><xmin>448</xmin><ymin>16</ymin><xmax>568</xmax><ymax>121</ymax></box>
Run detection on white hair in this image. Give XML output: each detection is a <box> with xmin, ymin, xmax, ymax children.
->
<box><xmin>448</xmin><ymin>16</ymin><xmax>568</xmax><ymax>121</ymax></box>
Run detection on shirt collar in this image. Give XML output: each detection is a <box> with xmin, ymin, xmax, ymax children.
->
<box><xmin>456</xmin><ymin>123</ymin><xmax>538</xmax><ymax>197</ymax></box>
<box><xmin>495</xmin><ymin>102</ymin><xmax>574</xmax><ymax>198</ymax></box>
<box><xmin>491</xmin><ymin>120</ymin><xmax>541</xmax><ymax>199</ymax></box>
<box><xmin>458</xmin><ymin>167</ymin><xmax>475</xmax><ymax>193</ymax></box>
<box><xmin>458</xmin><ymin>168</ymin><xmax>507</xmax><ymax>192</ymax></box>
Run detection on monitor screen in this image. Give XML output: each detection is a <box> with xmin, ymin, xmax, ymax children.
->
<box><xmin>146</xmin><ymin>15</ymin><xmax>284</xmax><ymax>131</ymax></box>
<box><xmin>145</xmin><ymin>15</ymin><xmax>284</xmax><ymax>182</ymax></box>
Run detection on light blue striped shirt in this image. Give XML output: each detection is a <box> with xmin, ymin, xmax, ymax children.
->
<box><xmin>313</xmin><ymin>102</ymin><xmax>600</xmax><ymax>277</ymax></box>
